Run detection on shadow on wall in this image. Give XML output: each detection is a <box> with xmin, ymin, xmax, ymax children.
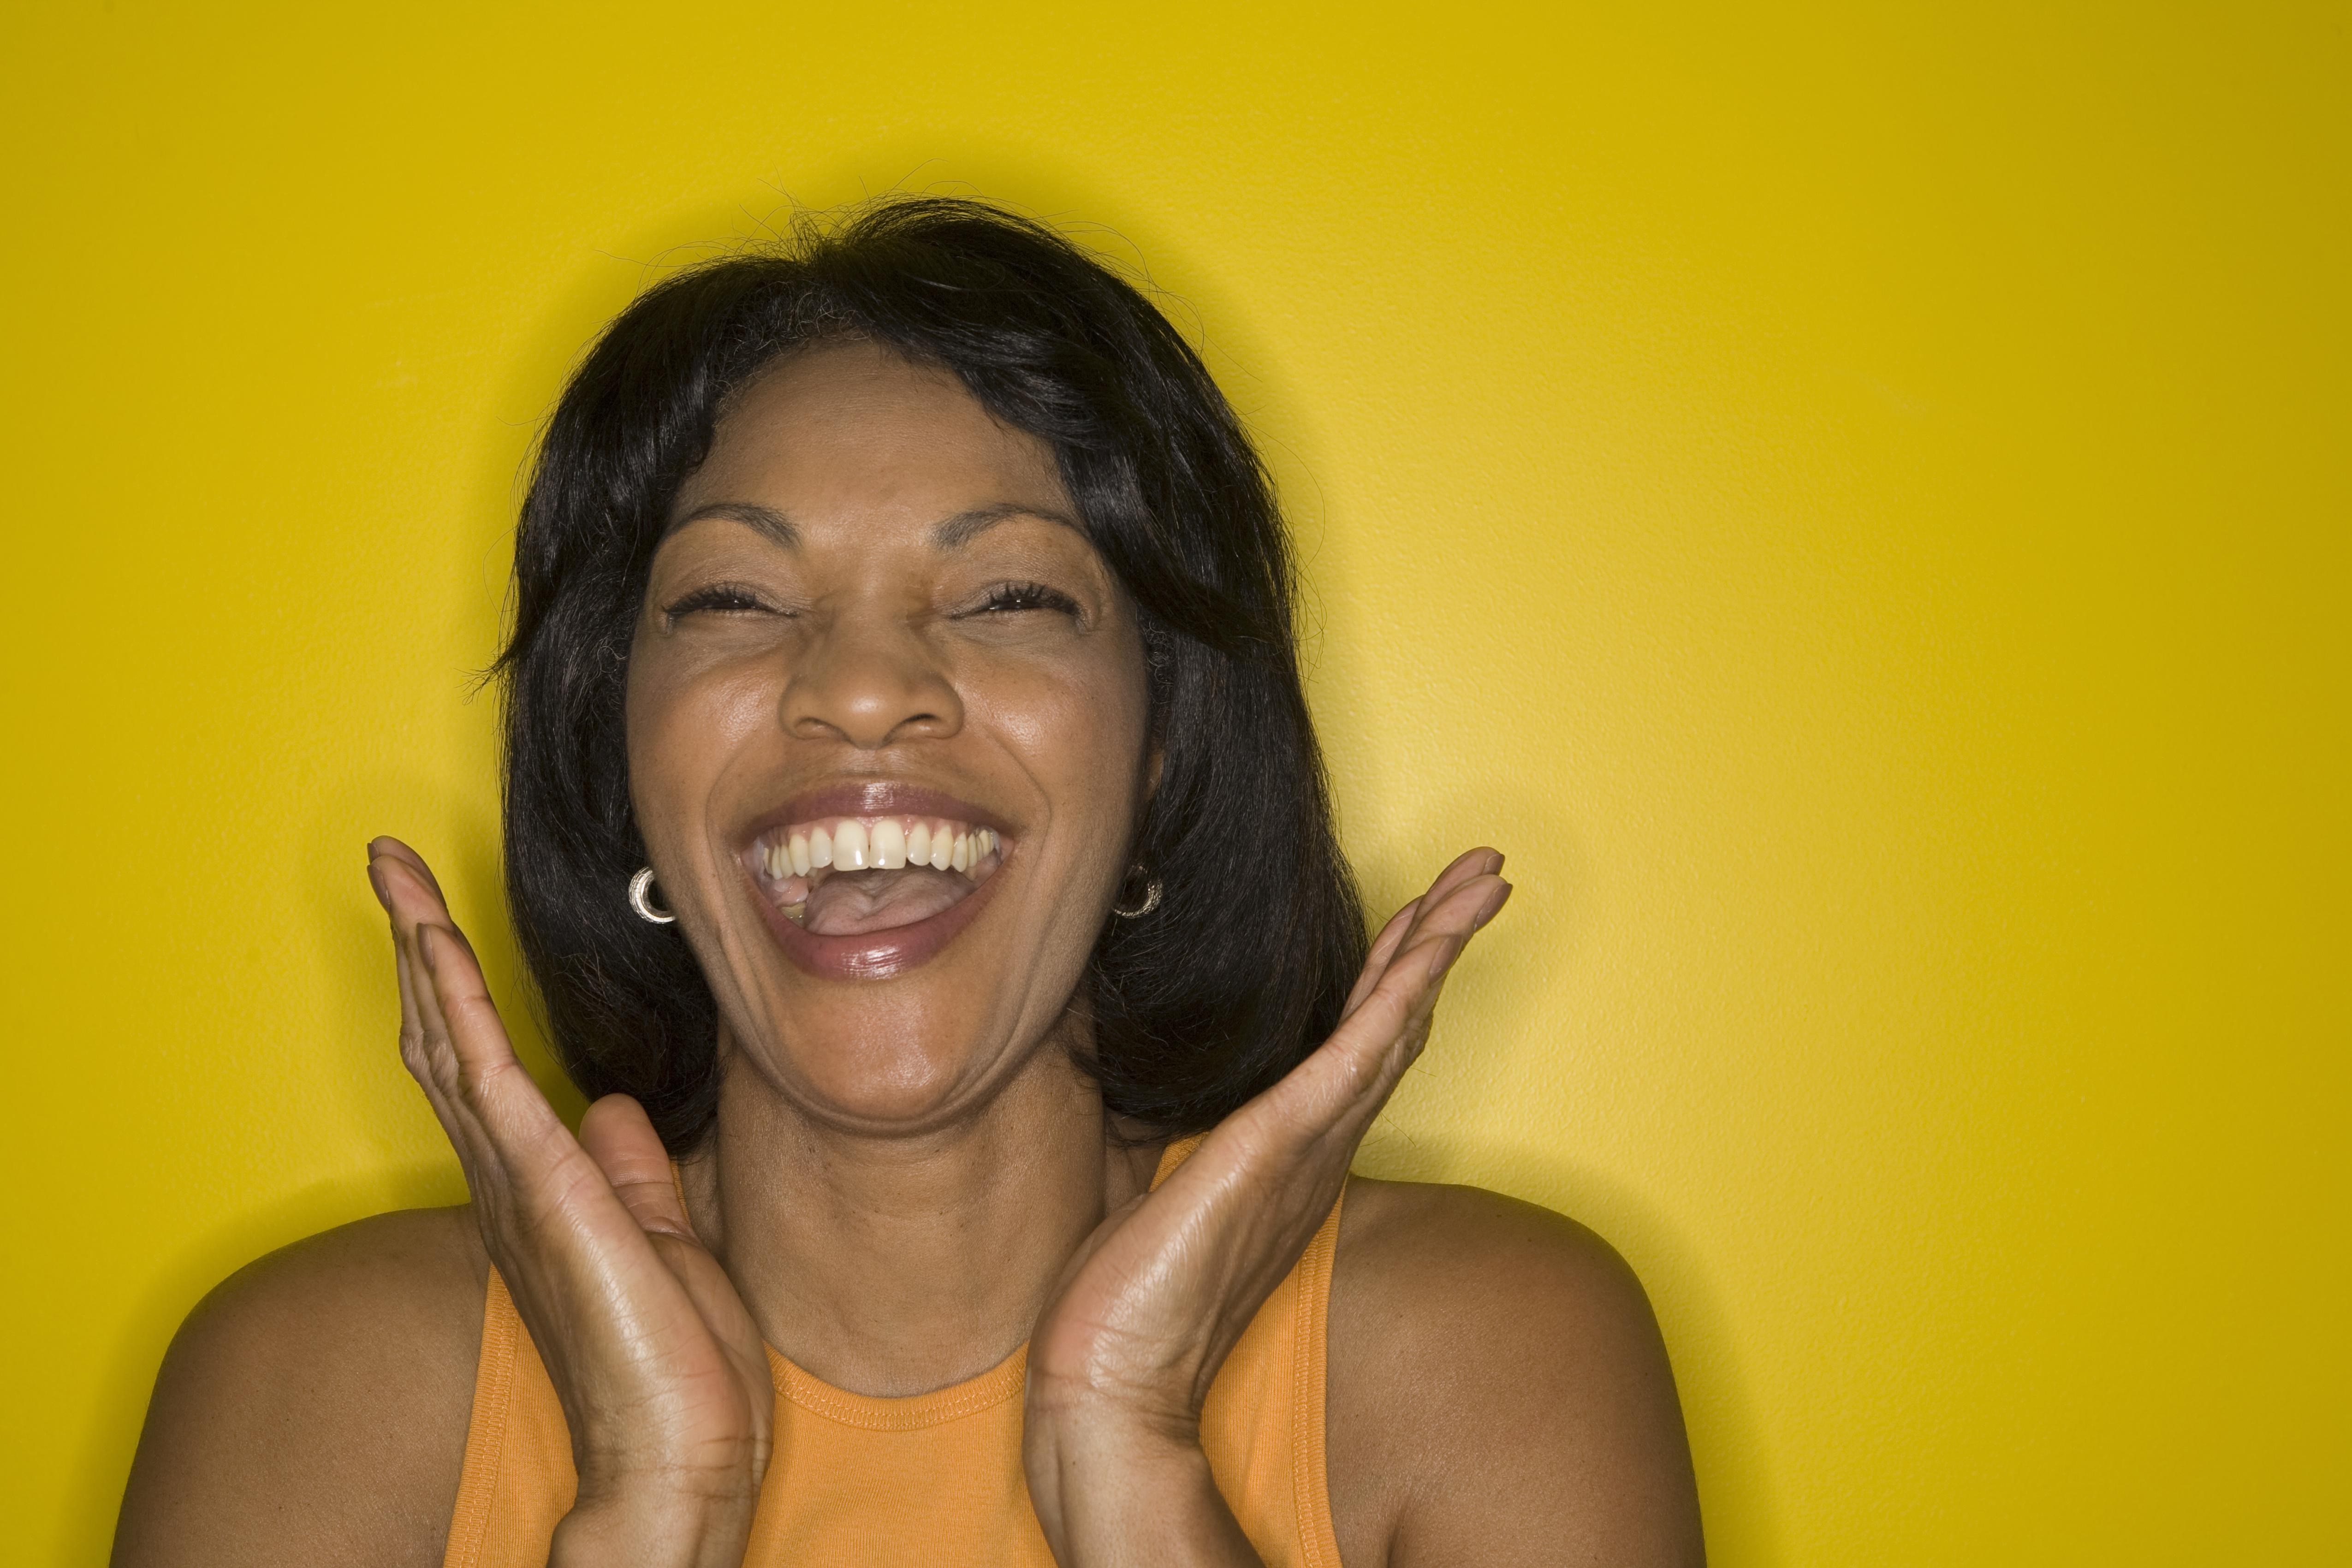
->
<box><xmin>1346</xmin><ymin>776</ymin><xmax>1782</xmax><ymax>1564</ymax></box>
<box><xmin>61</xmin><ymin>1164</ymin><xmax>470</xmax><ymax>1563</ymax></box>
<box><xmin>1354</xmin><ymin>1125</ymin><xmax>1780</xmax><ymax>1565</ymax></box>
<box><xmin>63</xmin><ymin>778</ymin><xmax>579</xmax><ymax>1563</ymax></box>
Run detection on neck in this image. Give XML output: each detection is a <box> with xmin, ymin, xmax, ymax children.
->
<box><xmin>679</xmin><ymin>1021</ymin><xmax>1161</xmax><ymax>1398</ymax></box>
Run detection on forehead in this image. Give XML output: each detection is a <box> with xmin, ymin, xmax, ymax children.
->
<box><xmin>676</xmin><ymin>339</ymin><xmax>1070</xmax><ymax>526</ymax></box>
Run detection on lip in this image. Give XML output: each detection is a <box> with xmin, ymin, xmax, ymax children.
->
<box><xmin>739</xmin><ymin>780</ymin><xmax>1015</xmax><ymax>849</ymax></box>
<box><xmin>748</xmin><ymin>849</ymin><xmax>1008</xmax><ymax>980</ymax></box>
<box><xmin>737</xmin><ymin>778</ymin><xmax>1019</xmax><ymax>980</ymax></box>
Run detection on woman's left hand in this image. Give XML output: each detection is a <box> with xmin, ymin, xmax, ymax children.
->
<box><xmin>1023</xmin><ymin>848</ymin><xmax>1510</xmax><ymax>1566</ymax></box>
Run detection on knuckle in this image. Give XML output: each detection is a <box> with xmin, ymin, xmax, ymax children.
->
<box><xmin>459</xmin><ymin>1053</ymin><xmax>522</xmax><ymax>1101</ymax></box>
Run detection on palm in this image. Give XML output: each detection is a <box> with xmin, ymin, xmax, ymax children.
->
<box><xmin>1030</xmin><ymin>848</ymin><xmax>1509</xmax><ymax>1426</ymax></box>
<box><xmin>368</xmin><ymin>839</ymin><xmax>772</xmax><ymax>1506</ymax></box>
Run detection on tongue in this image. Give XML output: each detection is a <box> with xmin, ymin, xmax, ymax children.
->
<box><xmin>803</xmin><ymin>866</ymin><xmax>973</xmax><ymax>938</ymax></box>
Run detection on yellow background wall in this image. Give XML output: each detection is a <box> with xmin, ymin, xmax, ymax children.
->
<box><xmin>2</xmin><ymin>3</ymin><xmax>2341</xmax><ymax>1561</ymax></box>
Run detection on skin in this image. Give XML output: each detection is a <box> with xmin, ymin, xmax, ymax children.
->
<box><xmin>113</xmin><ymin>341</ymin><xmax>1705</xmax><ymax>1567</ymax></box>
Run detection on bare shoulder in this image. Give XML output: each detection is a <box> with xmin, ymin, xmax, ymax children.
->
<box><xmin>1325</xmin><ymin>1178</ymin><xmax>1704</xmax><ymax>1568</ymax></box>
<box><xmin>113</xmin><ymin>1205</ymin><xmax>489</xmax><ymax>1568</ymax></box>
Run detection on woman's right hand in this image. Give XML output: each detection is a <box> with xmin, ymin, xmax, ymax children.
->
<box><xmin>367</xmin><ymin>838</ymin><xmax>769</xmax><ymax>1568</ymax></box>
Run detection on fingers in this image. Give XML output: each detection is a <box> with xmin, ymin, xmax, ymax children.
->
<box><xmin>1277</xmin><ymin>855</ymin><xmax>1512</xmax><ymax>1134</ymax></box>
<box><xmin>580</xmin><ymin>1095</ymin><xmax>699</xmax><ymax>1243</ymax></box>
<box><xmin>1339</xmin><ymin>901</ymin><xmax>1420</xmax><ymax>1020</ymax></box>
<box><xmin>416</xmin><ymin>920</ymin><xmax>564</xmax><ymax>1150</ymax></box>
<box><xmin>1424</xmin><ymin>845</ymin><xmax>1506</xmax><ymax>908</ymax></box>
<box><xmin>372</xmin><ymin>852</ymin><xmax>505</xmax><ymax>1075</ymax></box>
<box><xmin>370</xmin><ymin>849</ymin><xmax>460</xmax><ymax>1131</ymax></box>
<box><xmin>1361</xmin><ymin>873</ymin><xmax>1507</xmax><ymax>1052</ymax></box>
<box><xmin>368</xmin><ymin>843</ymin><xmax>564</xmax><ymax>1168</ymax></box>
<box><xmin>1339</xmin><ymin>847</ymin><xmax>1507</xmax><ymax>1021</ymax></box>
<box><xmin>1390</xmin><ymin>864</ymin><xmax>1510</xmax><ymax>981</ymax></box>
<box><xmin>1402</xmin><ymin>848</ymin><xmax>1505</xmax><ymax>966</ymax></box>
<box><xmin>1349</xmin><ymin>859</ymin><xmax>1508</xmax><ymax>1051</ymax></box>
<box><xmin>368</xmin><ymin>835</ymin><xmax>447</xmax><ymax>903</ymax></box>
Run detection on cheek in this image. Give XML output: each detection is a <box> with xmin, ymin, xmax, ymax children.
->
<box><xmin>625</xmin><ymin>647</ymin><xmax>782</xmax><ymax>822</ymax></box>
<box><xmin>984</xmin><ymin>656</ymin><xmax>1152</xmax><ymax>824</ymax></box>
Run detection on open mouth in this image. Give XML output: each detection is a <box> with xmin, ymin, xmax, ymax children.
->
<box><xmin>746</xmin><ymin>815</ymin><xmax>1007</xmax><ymax>938</ymax></box>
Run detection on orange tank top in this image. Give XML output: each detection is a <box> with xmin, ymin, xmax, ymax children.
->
<box><xmin>440</xmin><ymin>1140</ymin><xmax>1346</xmax><ymax>1567</ymax></box>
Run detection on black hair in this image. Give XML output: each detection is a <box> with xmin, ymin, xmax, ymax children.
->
<box><xmin>499</xmin><ymin>196</ymin><xmax>1366</xmax><ymax>1152</ymax></box>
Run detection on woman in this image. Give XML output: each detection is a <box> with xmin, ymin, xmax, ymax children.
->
<box><xmin>114</xmin><ymin>198</ymin><xmax>1703</xmax><ymax>1566</ymax></box>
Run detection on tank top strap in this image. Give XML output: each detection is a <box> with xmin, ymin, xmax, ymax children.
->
<box><xmin>441</xmin><ymin>1271</ymin><xmax>576</xmax><ymax>1568</ymax></box>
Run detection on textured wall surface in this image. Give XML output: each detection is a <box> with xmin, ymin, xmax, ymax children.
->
<box><xmin>2</xmin><ymin>3</ymin><xmax>2342</xmax><ymax>1562</ymax></box>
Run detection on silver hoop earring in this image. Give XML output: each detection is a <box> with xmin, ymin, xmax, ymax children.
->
<box><xmin>1112</xmin><ymin>875</ymin><xmax>1162</xmax><ymax>919</ymax></box>
<box><xmin>628</xmin><ymin>867</ymin><xmax>676</xmax><ymax>925</ymax></box>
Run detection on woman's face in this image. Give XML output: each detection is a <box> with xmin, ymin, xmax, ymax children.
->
<box><xmin>626</xmin><ymin>340</ymin><xmax>1153</xmax><ymax>1128</ymax></box>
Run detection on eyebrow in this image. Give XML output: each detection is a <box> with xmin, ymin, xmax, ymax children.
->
<box><xmin>932</xmin><ymin>502</ymin><xmax>1082</xmax><ymax>548</ymax></box>
<box><xmin>670</xmin><ymin>501</ymin><xmax>797</xmax><ymax>546</ymax></box>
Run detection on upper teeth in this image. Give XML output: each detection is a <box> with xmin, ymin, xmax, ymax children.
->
<box><xmin>757</xmin><ymin>817</ymin><xmax>1001</xmax><ymax>880</ymax></box>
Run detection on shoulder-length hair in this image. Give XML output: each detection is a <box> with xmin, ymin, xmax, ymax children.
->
<box><xmin>500</xmin><ymin>196</ymin><xmax>1366</xmax><ymax>1152</ymax></box>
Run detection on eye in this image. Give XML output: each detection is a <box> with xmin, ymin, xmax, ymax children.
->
<box><xmin>967</xmin><ymin>580</ymin><xmax>1082</xmax><ymax>618</ymax></box>
<box><xmin>664</xmin><ymin>583</ymin><xmax>780</xmax><ymax>619</ymax></box>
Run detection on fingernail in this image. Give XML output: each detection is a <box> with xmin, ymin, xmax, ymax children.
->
<box><xmin>416</xmin><ymin>924</ymin><xmax>440</xmax><ymax>974</ymax></box>
<box><xmin>366</xmin><ymin>861</ymin><xmax>391</xmax><ymax>912</ymax></box>
<box><xmin>1474</xmin><ymin>882</ymin><xmax>1513</xmax><ymax>929</ymax></box>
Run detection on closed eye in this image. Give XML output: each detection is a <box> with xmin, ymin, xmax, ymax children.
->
<box><xmin>664</xmin><ymin>583</ymin><xmax>779</xmax><ymax>619</ymax></box>
<box><xmin>967</xmin><ymin>581</ymin><xmax>1082</xmax><ymax>618</ymax></box>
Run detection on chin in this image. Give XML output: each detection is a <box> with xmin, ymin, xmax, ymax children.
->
<box><xmin>724</xmin><ymin>982</ymin><xmax>1030</xmax><ymax>1131</ymax></box>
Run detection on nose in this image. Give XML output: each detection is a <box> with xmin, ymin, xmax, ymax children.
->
<box><xmin>779</xmin><ymin>612</ymin><xmax>963</xmax><ymax>751</ymax></box>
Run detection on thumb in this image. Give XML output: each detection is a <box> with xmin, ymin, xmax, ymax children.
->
<box><xmin>578</xmin><ymin>1095</ymin><xmax>696</xmax><ymax>1243</ymax></box>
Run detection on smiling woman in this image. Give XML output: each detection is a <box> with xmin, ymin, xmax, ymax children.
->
<box><xmin>109</xmin><ymin>199</ymin><xmax>1703</xmax><ymax>1568</ymax></box>
<box><xmin>500</xmin><ymin>205</ymin><xmax>1377</xmax><ymax>1154</ymax></box>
